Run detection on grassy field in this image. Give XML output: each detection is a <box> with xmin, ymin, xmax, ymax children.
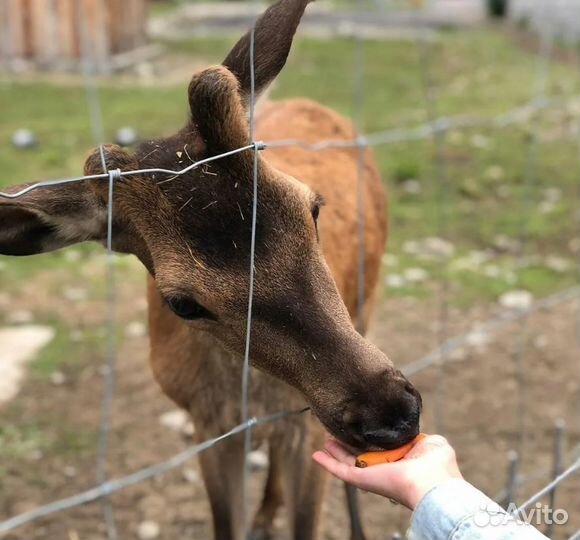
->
<box><xmin>2</xmin><ymin>23</ymin><xmax>580</xmax><ymax>524</ymax></box>
<box><xmin>1</xmin><ymin>27</ymin><xmax>579</xmax><ymax>307</ymax></box>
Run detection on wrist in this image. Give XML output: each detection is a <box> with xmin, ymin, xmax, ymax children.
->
<box><xmin>406</xmin><ymin>472</ymin><xmax>463</xmax><ymax>510</ymax></box>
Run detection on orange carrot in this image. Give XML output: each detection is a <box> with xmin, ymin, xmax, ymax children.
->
<box><xmin>355</xmin><ymin>433</ymin><xmax>427</xmax><ymax>468</ymax></box>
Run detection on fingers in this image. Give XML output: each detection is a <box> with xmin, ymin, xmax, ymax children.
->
<box><xmin>406</xmin><ymin>434</ymin><xmax>449</xmax><ymax>459</ymax></box>
<box><xmin>323</xmin><ymin>439</ymin><xmax>357</xmax><ymax>466</ymax></box>
<box><xmin>312</xmin><ymin>450</ymin><xmax>358</xmax><ymax>483</ymax></box>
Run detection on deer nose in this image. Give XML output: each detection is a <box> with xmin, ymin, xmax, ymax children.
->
<box><xmin>343</xmin><ymin>380</ymin><xmax>422</xmax><ymax>450</ymax></box>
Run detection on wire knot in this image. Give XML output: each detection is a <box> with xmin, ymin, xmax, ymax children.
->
<box><xmin>107</xmin><ymin>168</ymin><xmax>122</xmax><ymax>182</ymax></box>
<box><xmin>252</xmin><ymin>141</ymin><xmax>266</xmax><ymax>151</ymax></box>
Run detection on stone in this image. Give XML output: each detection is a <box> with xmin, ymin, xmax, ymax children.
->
<box><xmin>159</xmin><ymin>409</ymin><xmax>194</xmax><ymax>436</ymax></box>
<box><xmin>12</xmin><ymin>129</ymin><xmax>38</xmax><ymax>149</ymax></box>
<box><xmin>498</xmin><ymin>290</ymin><xmax>533</xmax><ymax>310</ymax></box>
<box><xmin>545</xmin><ymin>256</ymin><xmax>572</xmax><ymax>273</ymax></box>
<box><xmin>50</xmin><ymin>371</ymin><xmax>66</xmax><ymax>385</ymax></box>
<box><xmin>182</xmin><ymin>468</ymin><xmax>200</xmax><ymax>483</ymax></box>
<box><xmin>62</xmin><ymin>286</ymin><xmax>88</xmax><ymax>302</ymax></box>
<box><xmin>403</xmin><ymin>268</ymin><xmax>428</xmax><ymax>283</ymax></box>
<box><xmin>0</xmin><ymin>326</ymin><xmax>55</xmax><ymax>403</ymax></box>
<box><xmin>6</xmin><ymin>310</ymin><xmax>34</xmax><ymax>324</ymax></box>
<box><xmin>115</xmin><ymin>127</ymin><xmax>139</xmax><ymax>147</ymax></box>
<box><xmin>248</xmin><ymin>449</ymin><xmax>269</xmax><ymax>470</ymax></box>
<box><xmin>484</xmin><ymin>165</ymin><xmax>504</xmax><ymax>181</ymax></box>
<box><xmin>125</xmin><ymin>321</ymin><xmax>146</xmax><ymax>338</ymax></box>
<box><xmin>137</xmin><ymin>521</ymin><xmax>160</xmax><ymax>540</ymax></box>
<box><xmin>385</xmin><ymin>274</ymin><xmax>405</xmax><ymax>289</ymax></box>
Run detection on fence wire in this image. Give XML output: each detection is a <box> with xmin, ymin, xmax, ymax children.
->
<box><xmin>0</xmin><ymin>408</ymin><xmax>309</xmax><ymax>535</ymax></box>
<box><xmin>2</xmin><ymin>1</ymin><xmax>580</xmax><ymax>538</ymax></box>
<box><xmin>78</xmin><ymin>4</ymin><xmax>120</xmax><ymax>537</ymax></box>
<box><xmin>240</xmin><ymin>23</ymin><xmax>259</xmax><ymax>539</ymax></box>
<box><xmin>413</xmin><ymin>5</ymin><xmax>450</xmax><ymax>434</ymax></box>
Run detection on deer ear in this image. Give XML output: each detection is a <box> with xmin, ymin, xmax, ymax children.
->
<box><xmin>188</xmin><ymin>0</ymin><xmax>311</xmax><ymax>154</ymax></box>
<box><xmin>0</xmin><ymin>181</ymin><xmax>106</xmax><ymax>256</ymax></box>
<box><xmin>222</xmin><ymin>0</ymin><xmax>311</xmax><ymax>108</ymax></box>
<box><xmin>0</xmin><ymin>145</ymin><xmax>136</xmax><ymax>256</ymax></box>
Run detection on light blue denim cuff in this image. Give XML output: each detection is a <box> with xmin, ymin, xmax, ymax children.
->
<box><xmin>408</xmin><ymin>479</ymin><xmax>508</xmax><ymax>540</ymax></box>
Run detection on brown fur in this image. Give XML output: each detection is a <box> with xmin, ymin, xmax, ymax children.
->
<box><xmin>0</xmin><ymin>1</ymin><xmax>421</xmax><ymax>538</ymax></box>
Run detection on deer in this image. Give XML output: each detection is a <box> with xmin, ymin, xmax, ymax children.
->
<box><xmin>0</xmin><ymin>1</ymin><xmax>422</xmax><ymax>539</ymax></box>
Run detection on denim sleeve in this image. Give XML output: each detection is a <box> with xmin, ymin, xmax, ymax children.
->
<box><xmin>407</xmin><ymin>479</ymin><xmax>549</xmax><ymax>540</ymax></box>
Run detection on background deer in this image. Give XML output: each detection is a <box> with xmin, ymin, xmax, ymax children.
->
<box><xmin>0</xmin><ymin>0</ymin><xmax>422</xmax><ymax>538</ymax></box>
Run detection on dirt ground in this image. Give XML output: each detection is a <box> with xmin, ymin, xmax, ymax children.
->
<box><xmin>1</xmin><ymin>260</ymin><xmax>580</xmax><ymax>540</ymax></box>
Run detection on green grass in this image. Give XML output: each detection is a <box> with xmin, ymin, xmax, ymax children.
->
<box><xmin>1</xmin><ymin>28</ymin><xmax>579</xmax><ymax>306</ymax></box>
<box><xmin>0</xmin><ymin>421</ymin><xmax>95</xmax><ymax>477</ymax></box>
<box><xmin>30</xmin><ymin>321</ymin><xmax>105</xmax><ymax>378</ymax></box>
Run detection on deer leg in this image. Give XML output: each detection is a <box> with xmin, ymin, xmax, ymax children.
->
<box><xmin>279</xmin><ymin>423</ymin><xmax>327</xmax><ymax>540</ymax></box>
<box><xmin>250</xmin><ymin>446</ymin><xmax>285</xmax><ymax>540</ymax></box>
<box><xmin>197</xmin><ymin>434</ymin><xmax>246</xmax><ymax>540</ymax></box>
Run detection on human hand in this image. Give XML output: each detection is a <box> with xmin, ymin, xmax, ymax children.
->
<box><xmin>312</xmin><ymin>435</ymin><xmax>462</xmax><ymax>510</ymax></box>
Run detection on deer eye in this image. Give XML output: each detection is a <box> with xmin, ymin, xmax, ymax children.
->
<box><xmin>166</xmin><ymin>296</ymin><xmax>213</xmax><ymax>320</ymax></box>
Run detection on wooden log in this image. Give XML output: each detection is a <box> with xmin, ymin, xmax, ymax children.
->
<box><xmin>1</xmin><ymin>0</ymin><xmax>148</xmax><ymax>71</ymax></box>
<box><xmin>6</xmin><ymin>0</ymin><xmax>27</xmax><ymax>59</ymax></box>
<box><xmin>58</xmin><ymin>0</ymin><xmax>77</xmax><ymax>61</ymax></box>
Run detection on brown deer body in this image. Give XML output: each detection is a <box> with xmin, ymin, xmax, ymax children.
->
<box><xmin>0</xmin><ymin>1</ymin><xmax>422</xmax><ymax>539</ymax></box>
<box><xmin>146</xmin><ymin>98</ymin><xmax>387</xmax><ymax>539</ymax></box>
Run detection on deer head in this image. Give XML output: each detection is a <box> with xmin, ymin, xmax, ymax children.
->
<box><xmin>0</xmin><ymin>0</ymin><xmax>421</xmax><ymax>451</ymax></box>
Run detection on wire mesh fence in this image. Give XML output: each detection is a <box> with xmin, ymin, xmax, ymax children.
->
<box><xmin>2</xmin><ymin>0</ymin><xmax>580</xmax><ymax>538</ymax></box>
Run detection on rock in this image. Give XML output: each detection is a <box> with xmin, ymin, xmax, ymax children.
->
<box><xmin>402</xmin><ymin>179</ymin><xmax>421</xmax><ymax>194</ymax></box>
<box><xmin>493</xmin><ymin>235</ymin><xmax>520</xmax><ymax>253</ymax></box>
<box><xmin>448</xmin><ymin>131</ymin><xmax>464</xmax><ymax>145</ymax></box>
<box><xmin>533</xmin><ymin>335</ymin><xmax>549</xmax><ymax>349</ymax></box>
<box><xmin>538</xmin><ymin>200</ymin><xmax>556</xmax><ymax>214</ymax></box>
<box><xmin>484</xmin><ymin>165</ymin><xmax>504</xmax><ymax>181</ymax></box>
<box><xmin>137</xmin><ymin>520</ymin><xmax>160</xmax><ymax>540</ymax></box>
<box><xmin>63</xmin><ymin>250</ymin><xmax>82</xmax><ymax>263</ymax></box>
<box><xmin>403</xmin><ymin>267</ymin><xmax>428</xmax><ymax>283</ymax></box>
<box><xmin>248</xmin><ymin>449</ymin><xmax>269</xmax><ymax>470</ymax></box>
<box><xmin>62</xmin><ymin>286</ymin><xmax>88</xmax><ymax>302</ymax></box>
<box><xmin>498</xmin><ymin>290</ymin><xmax>533</xmax><ymax>310</ymax></box>
<box><xmin>182</xmin><ymin>468</ymin><xmax>200</xmax><ymax>483</ymax></box>
<box><xmin>0</xmin><ymin>325</ymin><xmax>55</xmax><ymax>403</ymax></box>
<box><xmin>159</xmin><ymin>409</ymin><xmax>194</xmax><ymax>436</ymax></box>
<box><xmin>470</xmin><ymin>134</ymin><xmax>491</xmax><ymax>149</ymax></box>
<box><xmin>125</xmin><ymin>321</ymin><xmax>146</xmax><ymax>338</ymax></box>
<box><xmin>545</xmin><ymin>256</ymin><xmax>572</xmax><ymax>273</ymax></box>
<box><xmin>496</xmin><ymin>184</ymin><xmax>512</xmax><ymax>199</ymax></box>
<box><xmin>50</xmin><ymin>371</ymin><xmax>66</xmax><ymax>385</ymax></box>
<box><xmin>465</xmin><ymin>329</ymin><xmax>491</xmax><ymax>350</ymax></box>
<box><xmin>451</xmin><ymin>251</ymin><xmax>491</xmax><ymax>273</ymax></box>
<box><xmin>569</xmin><ymin>237</ymin><xmax>580</xmax><ymax>254</ymax></box>
<box><xmin>381</xmin><ymin>254</ymin><xmax>398</xmax><ymax>266</ymax></box>
<box><xmin>115</xmin><ymin>127</ymin><xmax>139</xmax><ymax>147</ymax></box>
<box><xmin>459</xmin><ymin>177</ymin><xmax>481</xmax><ymax>199</ymax></box>
<box><xmin>403</xmin><ymin>240</ymin><xmax>420</xmax><ymax>256</ymax></box>
<box><xmin>385</xmin><ymin>274</ymin><xmax>405</xmax><ymax>289</ymax></box>
<box><xmin>69</xmin><ymin>329</ymin><xmax>84</xmax><ymax>342</ymax></box>
<box><xmin>421</xmin><ymin>237</ymin><xmax>455</xmax><ymax>259</ymax></box>
<box><xmin>12</xmin><ymin>129</ymin><xmax>38</xmax><ymax>149</ymax></box>
<box><xmin>63</xmin><ymin>465</ymin><xmax>77</xmax><ymax>477</ymax></box>
<box><xmin>404</xmin><ymin>237</ymin><xmax>454</xmax><ymax>260</ymax></box>
<box><xmin>543</xmin><ymin>188</ymin><xmax>561</xmax><ymax>202</ymax></box>
<box><xmin>449</xmin><ymin>347</ymin><xmax>467</xmax><ymax>362</ymax></box>
<box><xmin>482</xmin><ymin>265</ymin><xmax>500</xmax><ymax>278</ymax></box>
<box><xmin>6</xmin><ymin>310</ymin><xmax>34</xmax><ymax>324</ymax></box>
<box><xmin>182</xmin><ymin>421</ymin><xmax>195</xmax><ymax>438</ymax></box>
